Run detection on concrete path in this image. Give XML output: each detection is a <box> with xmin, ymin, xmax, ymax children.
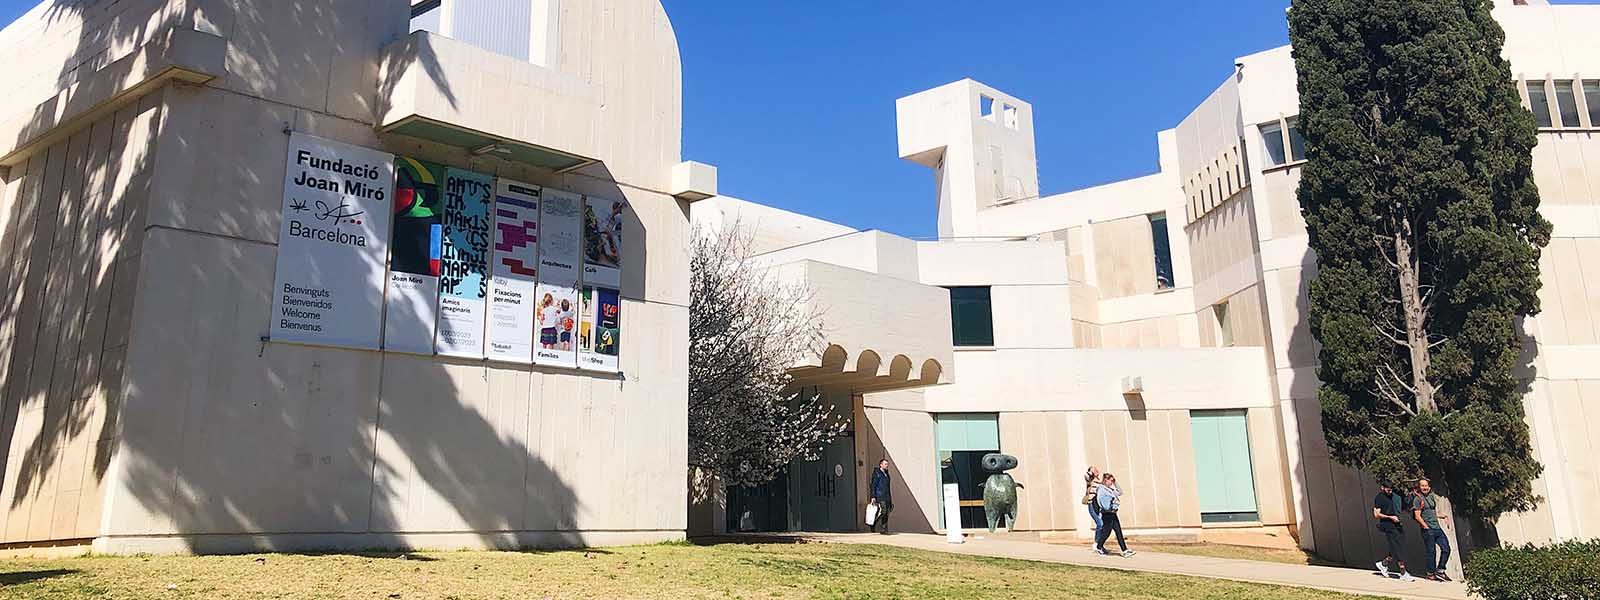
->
<box><xmin>798</xmin><ymin>532</ymin><xmax>1471</xmax><ymax>600</ymax></box>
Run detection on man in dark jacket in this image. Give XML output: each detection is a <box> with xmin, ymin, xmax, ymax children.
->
<box><xmin>870</xmin><ymin>458</ymin><xmax>892</xmax><ymax>534</ymax></box>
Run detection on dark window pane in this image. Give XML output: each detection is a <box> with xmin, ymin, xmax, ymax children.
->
<box><xmin>1286</xmin><ymin>119</ymin><xmax>1307</xmax><ymax>162</ymax></box>
<box><xmin>1555</xmin><ymin>80</ymin><xmax>1581</xmax><ymax>128</ymax></box>
<box><xmin>948</xmin><ymin>287</ymin><xmax>994</xmax><ymax>347</ymax></box>
<box><xmin>1585</xmin><ymin>81</ymin><xmax>1600</xmax><ymax>128</ymax></box>
<box><xmin>1528</xmin><ymin>81</ymin><xmax>1554</xmax><ymax>128</ymax></box>
<box><xmin>1149</xmin><ymin>214</ymin><xmax>1174</xmax><ymax>290</ymax></box>
<box><xmin>1259</xmin><ymin>121</ymin><xmax>1286</xmax><ymax>166</ymax></box>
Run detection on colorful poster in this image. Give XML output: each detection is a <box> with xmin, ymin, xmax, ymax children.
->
<box><xmin>435</xmin><ymin>167</ymin><xmax>494</xmax><ymax>358</ymax></box>
<box><xmin>533</xmin><ymin>282</ymin><xmax>579</xmax><ymax>368</ymax></box>
<box><xmin>485</xmin><ymin>179</ymin><xmax>540</xmax><ymax>363</ymax></box>
<box><xmin>382</xmin><ymin>156</ymin><xmax>446</xmax><ymax>354</ymax></box>
<box><xmin>577</xmin><ymin>287</ymin><xmax>620</xmax><ymax>372</ymax></box>
<box><xmin>537</xmin><ymin>188</ymin><xmax>583</xmax><ymax>285</ymax></box>
<box><xmin>582</xmin><ymin>196</ymin><xmax>625</xmax><ymax>288</ymax></box>
<box><xmin>269</xmin><ymin>133</ymin><xmax>393</xmax><ymax>350</ymax></box>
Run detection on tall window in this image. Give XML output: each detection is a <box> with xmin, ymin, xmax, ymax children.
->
<box><xmin>1149</xmin><ymin>213</ymin><xmax>1174</xmax><ymax>290</ymax></box>
<box><xmin>1285</xmin><ymin>117</ymin><xmax>1307</xmax><ymax>162</ymax></box>
<box><xmin>1555</xmin><ymin>80</ymin><xmax>1582</xmax><ymax>128</ymax></box>
<box><xmin>1527</xmin><ymin>81</ymin><xmax>1554</xmax><ymax>128</ymax></box>
<box><xmin>1214</xmin><ymin>302</ymin><xmax>1234</xmax><ymax>347</ymax></box>
<box><xmin>1259</xmin><ymin>121</ymin><xmax>1286</xmax><ymax>166</ymax></box>
<box><xmin>948</xmin><ymin>287</ymin><xmax>995</xmax><ymax>347</ymax></box>
<box><xmin>1585</xmin><ymin>81</ymin><xmax>1600</xmax><ymax>127</ymax></box>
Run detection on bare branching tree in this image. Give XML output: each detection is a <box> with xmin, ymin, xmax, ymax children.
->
<box><xmin>688</xmin><ymin>224</ymin><xmax>845</xmax><ymax>490</ymax></box>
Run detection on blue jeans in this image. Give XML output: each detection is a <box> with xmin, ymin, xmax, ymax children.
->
<box><xmin>1088</xmin><ymin>506</ymin><xmax>1103</xmax><ymax>536</ymax></box>
<box><xmin>1423</xmin><ymin>528</ymin><xmax>1451</xmax><ymax>573</ymax></box>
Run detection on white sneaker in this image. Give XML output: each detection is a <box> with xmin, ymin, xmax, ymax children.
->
<box><xmin>1376</xmin><ymin>561</ymin><xmax>1392</xmax><ymax>578</ymax></box>
<box><xmin>1398</xmin><ymin>572</ymin><xmax>1416</xmax><ymax>582</ymax></box>
<box><xmin>1095</xmin><ymin>548</ymin><xmax>1108</xmax><ymax>556</ymax></box>
<box><xmin>1121</xmin><ymin>550</ymin><xmax>1137</xmax><ymax>557</ymax></box>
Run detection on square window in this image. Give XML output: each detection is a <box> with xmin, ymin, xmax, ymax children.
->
<box><xmin>1259</xmin><ymin>121</ymin><xmax>1286</xmax><ymax>167</ymax></box>
<box><xmin>411</xmin><ymin>0</ymin><xmax>443</xmax><ymax>33</ymax></box>
<box><xmin>947</xmin><ymin>287</ymin><xmax>995</xmax><ymax>347</ymax></box>
<box><xmin>1527</xmin><ymin>80</ymin><xmax>1554</xmax><ymax>128</ymax></box>
<box><xmin>1002</xmin><ymin>104</ymin><xmax>1019</xmax><ymax>130</ymax></box>
<box><xmin>980</xmin><ymin>95</ymin><xmax>995</xmax><ymax>120</ymax></box>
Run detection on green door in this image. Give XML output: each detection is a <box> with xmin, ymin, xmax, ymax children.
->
<box><xmin>1190</xmin><ymin>410</ymin><xmax>1259</xmax><ymax>522</ymax></box>
<box><xmin>935</xmin><ymin>414</ymin><xmax>1000</xmax><ymax>530</ymax></box>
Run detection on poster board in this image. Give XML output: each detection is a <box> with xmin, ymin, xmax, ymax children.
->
<box><xmin>486</xmin><ymin>179</ymin><xmax>540</xmax><ymax>363</ymax></box>
<box><xmin>382</xmin><ymin>155</ymin><xmax>445</xmax><ymax>354</ymax></box>
<box><xmin>577</xmin><ymin>286</ymin><xmax>620</xmax><ymax>373</ymax></box>
<box><xmin>533</xmin><ymin>282</ymin><xmax>579</xmax><ymax>367</ymax></box>
<box><xmin>582</xmin><ymin>195</ymin><xmax>625</xmax><ymax>288</ymax></box>
<box><xmin>435</xmin><ymin>167</ymin><xmax>494</xmax><ymax>358</ymax></box>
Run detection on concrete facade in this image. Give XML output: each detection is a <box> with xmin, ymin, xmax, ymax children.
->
<box><xmin>695</xmin><ymin>0</ymin><xmax>1600</xmax><ymax>572</ymax></box>
<box><xmin>0</xmin><ymin>0</ymin><xmax>697</xmax><ymax>554</ymax></box>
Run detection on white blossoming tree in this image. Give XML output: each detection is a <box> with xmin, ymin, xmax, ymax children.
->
<box><xmin>688</xmin><ymin>224</ymin><xmax>846</xmax><ymax>491</ymax></box>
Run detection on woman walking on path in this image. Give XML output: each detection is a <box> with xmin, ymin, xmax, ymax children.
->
<box><xmin>1083</xmin><ymin>467</ymin><xmax>1103</xmax><ymax>549</ymax></box>
<box><xmin>1095</xmin><ymin>473</ymin><xmax>1135</xmax><ymax>557</ymax></box>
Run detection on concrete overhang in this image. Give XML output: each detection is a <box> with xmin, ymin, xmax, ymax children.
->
<box><xmin>775</xmin><ymin>260</ymin><xmax>954</xmax><ymax>393</ymax></box>
<box><xmin>0</xmin><ymin>26</ymin><xmax>226</xmax><ymax>168</ymax></box>
<box><xmin>671</xmin><ymin>161</ymin><xmax>718</xmax><ymax>202</ymax></box>
<box><xmin>376</xmin><ymin>31</ymin><xmax>600</xmax><ymax>173</ymax></box>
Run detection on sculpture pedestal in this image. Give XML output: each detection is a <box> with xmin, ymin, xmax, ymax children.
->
<box><xmin>943</xmin><ymin>483</ymin><xmax>964</xmax><ymax>544</ymax></box>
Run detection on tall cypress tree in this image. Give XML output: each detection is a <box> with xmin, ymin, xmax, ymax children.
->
<box><xmin>1288</xmin><ymin>0</ymin><xmax>1550</xmax><ymax>543</ymax></box>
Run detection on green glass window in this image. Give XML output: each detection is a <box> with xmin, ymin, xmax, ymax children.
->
<box><xmin>948</xmin><ymin>286</ymin><xmax>994</xmax><ymax>347</ymax></box>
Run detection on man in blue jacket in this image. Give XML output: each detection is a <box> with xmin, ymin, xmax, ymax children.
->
<box><xmin>870</xmin><ymin>458</ymin><xmax>893</xmax><ymax>534</ymax></box>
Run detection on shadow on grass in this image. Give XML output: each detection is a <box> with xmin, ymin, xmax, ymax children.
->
<box><xmin>688</xmin><ymin>535</ymin><xmax>815</xmax><ymax>547</ymax></box>
<box><xmin>0</xmin><ymin>569</ymin><xmax>79</xmax><ymax>586</ymax></box>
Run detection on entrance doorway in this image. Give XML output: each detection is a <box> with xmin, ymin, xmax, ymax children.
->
<box><xmin>935</xmin><ymin>413</ymin><xmax>1000</xmax><ymax>530</ymax></box>
<box><xmin>725</xmin><ymin>433</ymin><xmax>857</xmax><ymax>533</ymax></box>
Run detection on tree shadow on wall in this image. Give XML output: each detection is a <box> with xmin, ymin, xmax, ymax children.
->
<box><xmin>0</xmin><ymin>0</ymin><xmax>602</xmax><ymax>553</ymax></box>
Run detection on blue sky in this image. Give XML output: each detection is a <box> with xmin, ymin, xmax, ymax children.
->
<box><xmin>0</xmin><ymin>1</ymin><xmax>1591</xmax><ymax>239</ymax></box>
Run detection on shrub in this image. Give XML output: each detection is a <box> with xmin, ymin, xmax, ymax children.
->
<box><xmin>1465</xmin><ymin>539</ymin><xmax>1600</xmax><ymax>600</ymax></box>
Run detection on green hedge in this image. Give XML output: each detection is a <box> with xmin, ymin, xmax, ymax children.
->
<box><xmin>1465</xmin><ymin>539</ymin><xmax>1600</xmax><ymax>600</ymax></box>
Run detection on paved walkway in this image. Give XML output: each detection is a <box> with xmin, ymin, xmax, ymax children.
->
<box><xmin>798</xmin><ymin>532</ymin><xmax>1471</xmax><ymax>600</ymax></box>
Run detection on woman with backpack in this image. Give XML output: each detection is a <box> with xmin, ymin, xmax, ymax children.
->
<box><xmin>1083</xmin><ymin>466</ymin><xmax>1103</xmax><ymax>549</ymax></box>
<box><xmin>1095</xmin><ymin>473</ymin><xmax>1135</xmax><ymax>557</ymax></box>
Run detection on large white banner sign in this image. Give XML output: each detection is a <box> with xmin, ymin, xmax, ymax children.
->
<box><xmin>270</xmin><ymin>133</ymin><xmax>394</xmax><ymax>349</ymax></box>
<box><xmin>486</xmin><ymin>179</ymin><xmax>540</xmax><ymax>363</ymax></box>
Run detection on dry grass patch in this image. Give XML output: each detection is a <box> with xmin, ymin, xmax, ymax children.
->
<box><xmin>0</xmin><ymin>540</ymin><xmax>1375</xmax><ymax>599</ymax></box>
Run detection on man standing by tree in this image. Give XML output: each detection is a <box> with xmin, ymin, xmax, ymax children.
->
<box><xmin>1289</xmin><ymin>0</ymin><xmax>1551</xmax><ymax>550</ymax></box>
<box><xmin>1413</xmin><ymin>478</ymin><xmax>1453</xmax><ymax>581</ymax></box>
<box><xmin>1374</xmin><ymin>482</ymin><xmax>1416</xmax><ymax>582</ymax></box>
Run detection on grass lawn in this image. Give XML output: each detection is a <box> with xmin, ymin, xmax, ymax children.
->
<box><xmin>0</xmin><ymin>540</ymin><xmax>1380</xmax><ymax>599</ymax></box>
<box><xmin>1137</xmin><ymin>543</ymin><xmax>1320</xmax><ymax>566</ymax></box>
